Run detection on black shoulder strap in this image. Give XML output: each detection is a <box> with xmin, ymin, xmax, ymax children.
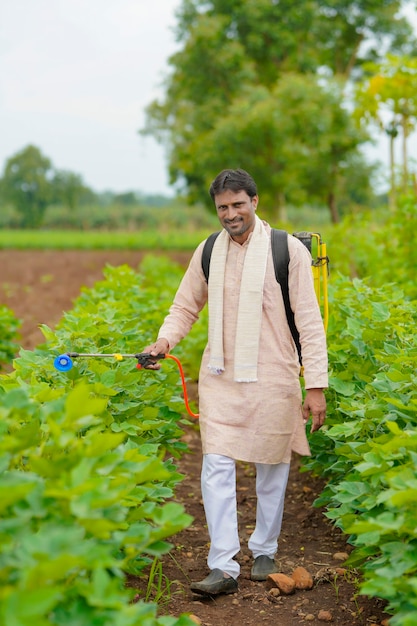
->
<box><xmin>202</xmin><ymin>228</ymin><xmax>302</xmax><ymax>365</ymax></box>
<box><xmin>202</xmin><ymin>231</ymin><xmax>220</xmax><ymax>282</ymax></box>
<box><xmin>271</xmin><ymin>229</ymin><xmax>302</xmax><ymax>365</ymax></box>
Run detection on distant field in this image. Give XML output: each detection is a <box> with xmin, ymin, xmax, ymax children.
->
<box><xmin>0</xmin><ymin>229</ymin><xmax>211</xmax><ymax>250</ymax></box>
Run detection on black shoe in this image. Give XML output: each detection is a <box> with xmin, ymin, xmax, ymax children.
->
<box><xmin>250</xmin><ymin>555</ymin><xmax>279</xmax><ymax>581</ymax></box>
<box><xmin>190</xmin><ymin>569</ymin><xmax>238</xmax><ymax>596</ymax></box>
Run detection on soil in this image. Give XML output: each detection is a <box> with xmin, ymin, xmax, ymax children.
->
<box><xmin>1</xmin><ymin>250</ymin><xmax>391</xmax><ymax>626</ymax></box>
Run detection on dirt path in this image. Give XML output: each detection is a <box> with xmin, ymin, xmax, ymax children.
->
<box><xmin>1</xmin><ymin>250</ymin><xmax>390</xmax><ymax>626</ymax></box>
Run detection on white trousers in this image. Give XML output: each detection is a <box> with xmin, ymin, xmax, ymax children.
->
<box><xmin>201</xmin><ymin>453</ymin><xmax>290</xmax><ymax>578</ymax></box>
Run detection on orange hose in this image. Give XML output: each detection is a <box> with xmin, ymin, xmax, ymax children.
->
<box><xmin>165</xmin><ymin>354</ymin><xmax>199</xmax><ymax>419</ymax></box>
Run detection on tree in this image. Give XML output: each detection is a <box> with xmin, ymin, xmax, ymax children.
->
<box><xmin>142</xmin><ymin>0</ymin><xmax>416</xmax><ymax>220</ymax></box>
<box><xmin>113</xmin><ymin>191</ymin><xmax>139</xmax><ymax>206</ymax></box>
<box><xmin>52</xmin><ymin>170</ymin><xmax>94</xmax><ymax>209</ymax></box>
<box><xmin>1</xmin><ymin>145</ymin><xmax>55</xmax><ymax>228</ymax></box>
<box><xmin>0</xmin><ymin>146</ymin><xmax>95</xmax><ymax>226</ymax></box>
<box><xmin>173</xmin><ymin>0</ymin><xmax>415</xmax><ymax>83</ymax></box>
<box><xmin>354</xmin><ymin>55</ymin><xmax>417</xmax><ymax>208</ymax></box>
<box><xmin>180</xmin><ymin>75</ymin><xmax>369</xmax><ymax>222</ymax></box>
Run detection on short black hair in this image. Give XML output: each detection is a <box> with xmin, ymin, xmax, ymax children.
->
<box><xmin>209</xmin><ymin>169</ymin><xmax>257</xmax><ymax>201</ymax></box>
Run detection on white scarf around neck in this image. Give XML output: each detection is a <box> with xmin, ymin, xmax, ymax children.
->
<box><xmin>207</xmin><ymin>215</ymin><xmax>269</xmax><ymax>382</ymax></box>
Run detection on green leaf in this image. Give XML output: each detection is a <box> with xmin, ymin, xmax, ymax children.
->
<box><xmin>1</xmin><ymin>587</ymin><xmax>62</xmax><ymax>625</ymax></box>
<box><xmin>0</xmin><ymin>474</ymin><xmax>39</xmax><ymax>512</ymax></box>
<box><xmin>329</xmin><ymin>377</ymin><xmax>356</xmax><ymax>396</ymax></box>
<box><xmin>65</xmin><ymin>383</ymin><xmax>108</xmax><ymax>421</ymax></box>
<box><xmin>371</xmin><ymin>301</ymin><xmax>390</xmax><ymax>322</ymax></box>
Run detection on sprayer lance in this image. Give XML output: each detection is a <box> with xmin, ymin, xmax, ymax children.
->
<box><xmin>65</xmin><ymin>352</ymin><xmax>165</xmax><ymax>366</ymax></box>
<box><xmin>53</xmin><ymin>351</ymin><xmax>198</xmax><ymax>419</ymax></box>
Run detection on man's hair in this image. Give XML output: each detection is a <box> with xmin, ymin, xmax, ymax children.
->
<box><xmin>209</xmin><ymin>169</ymin><xmax>257</xmax><ymax>201</ymax></box>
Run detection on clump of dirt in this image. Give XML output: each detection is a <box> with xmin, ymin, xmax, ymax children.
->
<box><xmin>1</xmin><ymin>250</ymin><xmax>391</xmax><ymax>626</ymax></box>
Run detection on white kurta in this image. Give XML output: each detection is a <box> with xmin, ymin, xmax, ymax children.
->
<box><xmin>158</xmin><ymin>222</ymin><xmax>328</xmax><ymax>464</ymax></box>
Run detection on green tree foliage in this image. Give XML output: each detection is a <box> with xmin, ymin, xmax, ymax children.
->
<box><xmin>182</xmin><ymin>74</ymin><xmax>370</xmax><ymax>222</ymax></box>
<box><xmin>1</xmin><ymin>145</ymin><xmax>55</xmax><ymax>228</ymax></box>
<box><xmin>174</xmin><ymin>0</ymin><xmax>414</xmax><ymax>82</ymax></box>
<box><xmin>52</xmin><ymin>169</ymin><xmax>95</xmax><ymax>210</ymax></box>
<box><xmin>113</xmin><ymin>191</ymin><xmax>139</xmax><ymax>206</ymax></box>
<box><xmin>354</xmin><ymin>54</ymin><xmax>417</xmax><ymax>207</ymax></box>
<box><xmin>0</xmin><ymin>145</ymin><xmax>95</xmax><ymax>227</ymax></box>
<box><xmin>142</xmin><ymin>0</ymin><xmax>416</xmax><ymax>221</ymax></box>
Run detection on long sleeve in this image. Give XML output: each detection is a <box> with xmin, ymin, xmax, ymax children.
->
<box><xmin>158</xmin><ymin>241</ymin><xmax>208</xmax><ymax>350</ymax></box>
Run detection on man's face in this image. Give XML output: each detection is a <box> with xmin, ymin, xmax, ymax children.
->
<box><xmin>214</xmin><ymin>189</ymin><xmax>258</xmax><ymax>244</ymax></box>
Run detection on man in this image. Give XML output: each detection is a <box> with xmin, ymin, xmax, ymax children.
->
<box><xmin>144</xmin><ymin>168</ymin><xmax>327</xmax><ymax>596</ymax></box>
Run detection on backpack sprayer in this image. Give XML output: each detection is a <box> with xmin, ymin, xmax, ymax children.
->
<box><xmin>293</xmin><ymin>231</ymin><xmax>329</xmax><ymax>332</ymax></box>
<box><xmin>53</xmin><ymin>232</ymin><xmax>329</xmax><ymax>419</ymax></box>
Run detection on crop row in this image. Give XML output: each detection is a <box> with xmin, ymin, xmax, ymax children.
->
<box><xmin>305</xmin><ymin>274</ymin><xmax>417</xmax><ymax>626</ymax></box>
<box><xmin>0</xmin><ymin>258</ymin><xmax>196</xmax><ymax>626</ymax></box>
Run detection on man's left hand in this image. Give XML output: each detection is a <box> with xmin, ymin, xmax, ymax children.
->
<box><xmin>302</xmin><ymin>388</ymin><xmax>326</xmax><ymax>433</ymax></box>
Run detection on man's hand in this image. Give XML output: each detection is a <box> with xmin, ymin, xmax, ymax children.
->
<box><xmin>142</xmin><ymin>338</ymin><xmax>170</xmax><ymax>369</ymax></box>
<box><xmin>302</xmin><ymin>388</ymin><xmax>326</xmax><ymax>433</ymax></box>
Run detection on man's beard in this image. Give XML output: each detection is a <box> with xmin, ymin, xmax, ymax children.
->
<box><xmin>224</xmin><ymin>218</ymin><xmax>250</xmax><ymax>237</ymax></box>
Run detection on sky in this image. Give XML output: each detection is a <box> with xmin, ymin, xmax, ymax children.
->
<box><xmin>0</xmin><ymin>1</ymin><xmax>416</xmax><ymax>197</ymax></box>
<box><xmin>0</xmin><ymin>0</ymin><xmax>181</xmax><ymax>196</ymax></box>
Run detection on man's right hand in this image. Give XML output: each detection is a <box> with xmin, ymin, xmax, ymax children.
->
<box><xmin>142</xmin><ymin>338</ymin><xmax>170</xmax><ymax>369</ymax></box>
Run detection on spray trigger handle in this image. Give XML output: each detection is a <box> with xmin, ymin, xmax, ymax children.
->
<box><xmin>135</xmin><ymin>353</ymin><xmax>166</xmax><ymax>369</ymax></box>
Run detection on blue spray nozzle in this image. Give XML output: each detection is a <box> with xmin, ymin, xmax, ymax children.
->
<box><xmin>54</xmin><ymin>354</ymin><xmax>73</xmax><ymax>372</ymax></box>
